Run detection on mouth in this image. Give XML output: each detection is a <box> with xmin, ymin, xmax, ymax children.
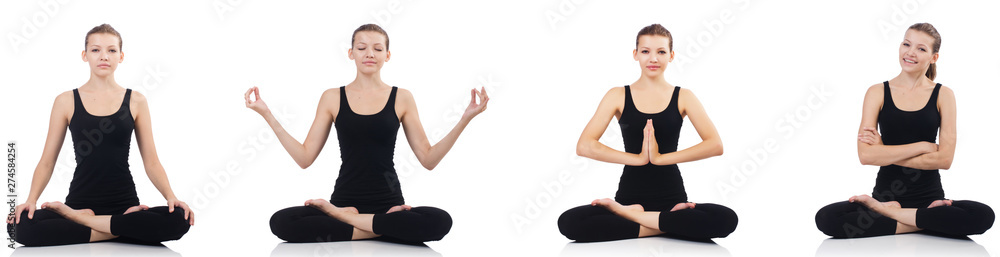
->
<box><xmin>362</xmin><ymin>61</ymin><xmax>377</xmax><ymax>65</ymax></box>
<box><xmin>646</xmin><ymin>65</ymin><xmax>661</xmax><ymax>70</ymax></box>
<box><xmin>902</xmin><ymin>58</ymin><xmax>917</xmax><ymax>64</ymax></box>
<box><xmin>97</xmin><ymin>64</ymin><xmax>111</xmax><ymax>68</ymax></box>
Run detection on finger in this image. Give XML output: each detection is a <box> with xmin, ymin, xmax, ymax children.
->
<box><xmin>244</xmin><ymin>87</ymin><xmax>253</xmax><ymax>102</ymax></box>
<box><xmin>28</xmin><ymin>207</ymin><xmax>35</xmax><ymax>220</ymax></box>
<box><xmin>254</xmin><ymin>87</ymin><xmax>262</xmax><ymax>101</ymax></box>
<box><xmin>190</xmin><ymin>211</ymin><xmax>195</xmax><ymax>225</ymax></box>
<box><xmin>184</xmin><ymin>205</ymin><xmax>191</xmax><ymax>220</ymax></box>
<box><xmin>168</xmin><ymin>202</ymin><xmax>175</xmax><ymax>213</ymax></box>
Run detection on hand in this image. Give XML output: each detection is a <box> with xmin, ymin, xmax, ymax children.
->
<box><xmin>244</xmin><ymin>86</ymin><xmax>271</xmax><ymax>116</ymax></box>
<box><xmin>858</xmin><ymin>127</ymin><xmax>882</xmax><ymax>145</ymax></box>
<box><xmin>461</xmin><ymin>87</ymin><xmax>489</xmax><ymax>121</ymax></box>
<box><xmin>646</xmin><ymin>119</ymin><xmax>660</xmax><ymax>164</ymax></box>
<box><xmin>920</xmin><ymin>141</ymin><xmax>939</xmax><ymax>154</ymax></box>
<box><xmin>10</xmin><ymin>201</ymin><xmax>36</xmax><ymax>224</ymax></box>
<box><xmin>167</xmin><ymin>198</ymin><xmax>195</xmax><ymax>225</ymax></box>
<box><xmin>636</xmin><ymin>119</ymin><xmax>651</xmax><ymax>165</ymax></box>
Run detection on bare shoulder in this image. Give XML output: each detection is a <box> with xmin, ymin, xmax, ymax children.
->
<box><xmin>54</xmin><ymin>90</ymin><xmax>74</xmax><ymax>106</ymax></box>
<box><xmin>678</xmin><ymin>87</ymin><xmax>696</xmax><ymax>99</ymax></box>
<box><xmin>396</xmin><ymin>87</ymin><xmax>414</xmax><ymax>101</ymax></box>
<box><xmin>320</xmin><ymin>87</ymin><xmax>340</xmax><ymax>102</ymax></box>
<box><xmin>130</xmin><ymin>90</ymin><xmax>148</xmax><ymax>106</ymax></box>
<box><xmin>938</xmin><ymin>84</ymin><xmax>955</xmax><ymax>98</ymax></box>
<box><xmin>864</xmin><ymin>83</ymin><xmax>884</xmax><ymax>100</ymax></box>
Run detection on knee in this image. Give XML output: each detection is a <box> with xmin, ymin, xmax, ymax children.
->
<box><xmin>815</xmin><ymin>203</ymin><xmax>844</xmax><ymax>237</ymax></box>
<box><xmin>710</xmin><ymin>205</ymin><xmax>739</xmax><ymax>237</ymax></box>
<box><xmin>415</xmin><ymin>207</ymin><xmax>453</xmax><ymax>241</ymax></box>
<box><xmin>269</xmin><ymin>209</ymin><xmax>292</xmax><ymax>240</ymax></box>
<box><xmin>959</xmin><ymin>201</ymin><xmax>995</xmax><ymax>235</ymax></box>
<box><xmin>557</xmin><ymin>207</ymin><xmax>585</xmax><ymax>241</ymax></box>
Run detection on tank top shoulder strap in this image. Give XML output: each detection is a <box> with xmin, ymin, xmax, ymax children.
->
<box><xmin>669</xmin><ymin>86</ymin><xmax>681</xmax><ymax>110</ymax></box>
<box><xmin>882</xmin><ymin>81</ymin><xmax>894</xmax><ymax>109</ymax></box>
<box><xmin>72</xmin><ymin>89</ymin><xmax>84</xmax><ymax>111</ymax></box>
<box><xmin>339</xmin><ymin>86</ymin><xmax>349</xmax><ymax>111</ymax></box>
<box><xmin>928</xmin><ymin>83</ymin><xmax>942</xmax><ymax>111</ymax></box>
<box><xmin>623</xmin><ymin>85</ymin><xmax>636</xmax><ymax>113</ymax></box>
<box><xmin>387</xmin><ymin>86</ymin><xmax>398</xmax><ymax>108</ymax></box>
<box><xmin>122</xmin><ymin>89</ymin><xmax>132</xmax><ymax>109</ymax></box>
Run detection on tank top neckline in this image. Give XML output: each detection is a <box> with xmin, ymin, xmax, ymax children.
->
<box><xmin>625</xmin><ymin>85</ymin><xmax>679</xmax><ymax>115</ymax></box>
<box><xmin>883</xmin><ymin>81</ymin><xmax>941</xmax><ymax>113</ymax></box>
<box><xmin>340</xmin><ymin>86</ymin><xmax>397</xmax><ymax>116</ymax></box>
<box><xmin>73</xmin><ymin>88</ymin><xmax>132</xmax><ymax>118</ymax></box>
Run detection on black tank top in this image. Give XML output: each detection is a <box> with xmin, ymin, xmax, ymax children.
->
<box><xmin>872</xmin><ymin>81</ymin><xmax>945</xmax><ymax>208</ymax></box>
<box><xmin>330</xmin><ymin>86</ymin><xmax>404</xmax><ymax>210</ymax></box>
<box><xmin>615</xmin><ymin>85</ymin><xmax>687</xmax><ymax>211</ymax></box>
<box><xmin>66</xmin><ymin>88</ymin><xmax>140</xmax><ymax>215</ymax></box>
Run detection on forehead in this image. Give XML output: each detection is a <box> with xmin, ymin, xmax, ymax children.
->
<box><xmin>903</xmin><ymin>29</ymin><xmax>934</xmax><ymax>45</ymax></box>
<box><xmin>87</xmin><ymin>33</ymin><xmax>120</xmax><ymax>47</ymax></box>
<box><xmin>354</xmin><ymin>31</ymin><xmax>386</xmax><ymax>44</ymax></box>
<box><xmin>637</xmin><ymin>35</ymin><xmax>670</xmax><ymax>48</ymax></box>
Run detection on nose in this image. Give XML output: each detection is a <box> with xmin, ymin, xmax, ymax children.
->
<box><xmin>365</xmin><ymin>48</ymin><xmax>375</xmax><ymax>59</ymax></box>
<box><xmin>650</xmin><ymin>55</ymin><xmax>659</xmax><ymax>63</ymax></box>
<box><xmin>99</xmin><ymin>50</ymin><xmax>109</xmax><ymax>61</ymax></box>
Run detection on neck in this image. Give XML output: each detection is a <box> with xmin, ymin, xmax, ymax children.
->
<box><xmin>83</xmin><ymin>73</ymin><xmax>119</xmax><ymax>91</ymax></box>
<box><xmin>351</xmin><ymin>71</ymin><xmax>386</xmax><ymax>89</ymax></box>
<box><xmin>893</xmin><ymin>70</ymin><xmax>929</xmax><ymax>90</ymax></box>
<box><xmin>633</xmin><ymin>73</ymin><xmax>669</xmax><ymax>88</ymax></box>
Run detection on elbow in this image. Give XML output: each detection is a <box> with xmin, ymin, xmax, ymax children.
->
<box><xmin>422</xmin><ymin>162</ymin><xmax>437</xmax><ymax>171</ymax></box>
<box><xmin>576</xmin><ymin>140</ymin><xmax>593</xmax><ymax>158</ymax></box>
<box><xmin>296</xmin><ymin>159</ymin><xmax>313</xmax><ymax>169</ymax></box>
<box><xmin>710</xmin><ymin>140</ymin><xmax>723</xmax><ymax>157</ymax></box>
<box><xmin>858</xmin><ymin>151</ymin><xmax>879</xmax><ymax>166</ymax></box>
<box><xmin>938</xmin><ymin>158</ymin><xmax>953</xmax><ymax>170</ymax></box>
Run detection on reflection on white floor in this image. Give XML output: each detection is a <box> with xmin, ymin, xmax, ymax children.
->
<box><xmin>10</xmin><ymin>242</ymin><xmax>181</xmax><ymax>256</ymax></box>
<box><xmin>815</xmin><ymin>233</ymin><xmax>990</xmax><ymax>257</ymax></box>
<box><xmin>560</xmin><ymin>237</ymin><xmax>732</xmax><ymax>257</ymax></box>
<box><xmin>270</xmin><ymin>241</ymin><xmax>442</xmax><ymax>257</ymax></box>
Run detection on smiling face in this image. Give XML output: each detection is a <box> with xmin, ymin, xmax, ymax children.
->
<box><xmin>349</xmin><ymin>31</ymin><xmax>390</xmax><ymax>75</ymax></box>
<box><xmin>899</xmin><ymin>29</ymin><xmax>938</xmax><ymax>76</ymax></box>
<box><xmin>633</xmin><ymin>35</ymin><xmax>674</xmax><ymax>77</ymax></box>
<box><xmin>82</xmin><ymin>33</ymin><xmax>123</xmax><ymax>77</ymax></box>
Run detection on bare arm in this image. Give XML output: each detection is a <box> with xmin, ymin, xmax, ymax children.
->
<box><xmin>892</xmin><ymin>86</ymin><xmax>956</xmax><ymax>170</ymax></box>
<box><xmin>857</xmin><ymin>84</ymin><xmax>936</xmax><ymax>166</ymax></box>
<box><xmin>132</xmin><ymin>92</ymin><xmax>193</xmax><ymax>224</ymax></box>
<box><xmin>576</xmin><ymin>88</ymin><xmax>649</xmax><ymax>166</ymax></box>
<box><xmin>400</xmin><ymin>87</ymin><xmax>488</xmax><ymax>170</ymax></box>
<box><xmin>649</xmin><ymin>88</ymin><xmax>723</xmax><ymax>166</ymax></box>
<box><xmin>11</xmin><ymin>92</ymin><xmax>73</xmax><ymax>223</ymax></box>
<box><xmin>245</xmin><ymin>87</ymin><xmax>336</xmax><ymax>169</ymax></box>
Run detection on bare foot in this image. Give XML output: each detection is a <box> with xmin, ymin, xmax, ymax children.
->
<box><xmin>591</xmin><ymin>198</ymin><xmax>643</xmax><ymax>215</ymax></box>
<box><xmin>927</xmin><ymin>199</ymin><xmax>953</xmax><ymax>208</ymax></box>
<box><xmin>386</xmin><ymin>205</ymin><xmax>412</xmax><ymax>214</ymax></box>
<box><xmin>849</xmin><ymin>195</ymin><xmax>900</xmax><ymax>217</ymax></box>
<box><xmin>669</xmin><ymin>202</ymin><xmax>697</xmax><ymax>212</ymax></box>
<box><xmin>123</xmin><ymin>205</ymin><xmax>150</xmax><ymax>215</ymax></box>
<box><xmin>304</xmin><ymin>199</ymin><xmax>358</xmax><ymax>218</ymax></box>
<box><xmin>40</xmin><ymin>201</ymin><xmax>94</xmax><ymax>223</ymax></box>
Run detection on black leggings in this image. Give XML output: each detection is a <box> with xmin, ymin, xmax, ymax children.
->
<box><xmin>15</xmin><ymin>206</ymin><xmax>190</xmax><ymax>247</ymax></box>
<box><xmin>815</xmin><ymin>200</ymin><xmax>995</xmax><ymax>238</ymax></box>
<box><xmin>269</xmin><ymin>205</ymin><xmax>452</xmax><ymax>243</ymax></box>
<box><xmin>557</xmin><ymin>203</ymin><xmax>738</xmax><ymax>242</ymax></box>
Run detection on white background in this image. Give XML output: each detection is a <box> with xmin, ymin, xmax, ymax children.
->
<box><xmin>2</xmin><ymin>1</ymin><xmax>998</xmax><ymax>256</ymax></box>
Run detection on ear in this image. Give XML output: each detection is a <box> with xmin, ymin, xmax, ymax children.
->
<box><xmin>385</xmin><ymin>50</ymin><xmax>391</xmax><ymax>62</ymax></box>
<box><xmin>668</xmin><ymin>51</ymin><xmax>675</xmax><ymax>62</ymax></box>
<box><xmin>633</xmin><ymin>49</ymin><xmax>638</xmax><ymax>61</ymax></box>
<box><xmin>931</xmin><ymin>52</ymin><xmax>939</xmax><ymax>64</ymax></box>
<box><xmin>348</xmin><ymin>48</ymin><xmax>354</xmax><ymax>60</ymax></box>
<box><xmin>82</xmin><ymin>50</ymin><xmax>87</xmax><ymax>62</ymax></box>
<box><xmin>119</xmin><ymin>51</ymin><xmax>125</xmax><ymax>63</ymax></box>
